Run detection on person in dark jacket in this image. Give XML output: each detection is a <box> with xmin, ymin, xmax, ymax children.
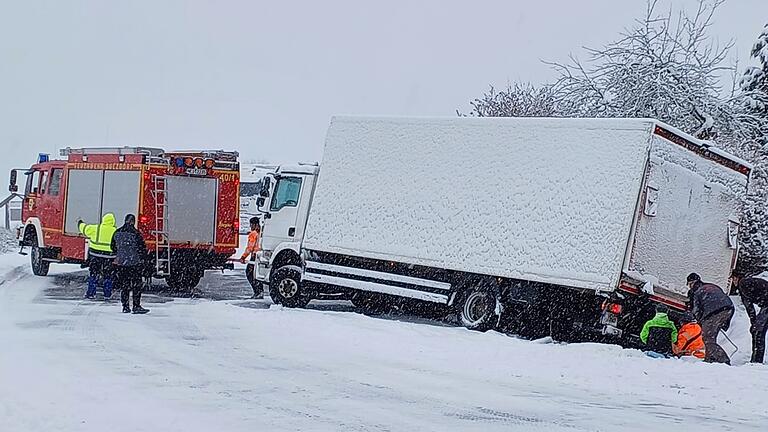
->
<box><xmin>686</xmin><ymin>273</ymin><xmax>734</xmax><ymax>364</ymax></box>
<box><xmin>111</xmin><ymin>214</ymin><xmax>149</xmax><ymax>314</ymax></box>
<box><xmin>731</xmin><ymin>271</ymin><xmax>768</xmax><ymax>364</ymax></box>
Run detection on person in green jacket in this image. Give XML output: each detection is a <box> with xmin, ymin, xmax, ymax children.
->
<box><xmin>78</xmin><ymin>213</ymin><xmax>117</xmax><ymax>299</ymax></box>
<box><xmin>640</xmin><ymin>304</ymin><xmax>678</xmax><ymax>358</ymax></box>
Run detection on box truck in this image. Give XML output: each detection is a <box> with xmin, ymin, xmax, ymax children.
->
<box><xmin>253</xmin><ymin>117</ymin><xmax>750</xmax><ymax>342</ymax></box>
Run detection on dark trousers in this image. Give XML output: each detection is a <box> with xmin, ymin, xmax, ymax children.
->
<box><xmin>701</xmin><ymin>308</ymin><xmax>734</xmax><ymax>364</ymax></box>
<box><xmin>752</xmin><ymin>308</ymin><xmax>768</xmax><ymax>364</ymax></box>
<box><xmin>116</xmin><ymin>266</ymin><xmax>143</xmax><ymax>309</ymax></box>
<box><xmin>245</xmin><ymin>263</ymin><xmax>263</xmax><ymax>297</ymax></box>
<box><xmin>86</xmin><ymin>256</ymin><xmax>114</xmax><ymax>298</ymax></box>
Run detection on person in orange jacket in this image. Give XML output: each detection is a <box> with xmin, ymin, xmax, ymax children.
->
<box><xmin>240</xmin><ymin>217</ymin><xmax>263</xmax><ymax>299</ymax></box>
<box><xmin>673</xmin><ymin>312</ymin><xmax>706</xmax><ymax>359</ymax></box>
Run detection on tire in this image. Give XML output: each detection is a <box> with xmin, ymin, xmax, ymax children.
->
<box><xmin>30</xmin><ymin>237</ymin><xmax>50</xmax><ymax>277</ymax></box>
<box><xmin>269</xmin><ymin>266</ymin><xmax>310</xmax><ymax>308</ymax></box>
<box><xmin>457</xmin><ymin>288</ymin><xmax>498</xmax><ymax>332</ymax></box>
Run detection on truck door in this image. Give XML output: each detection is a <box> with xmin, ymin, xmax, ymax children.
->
<box><xmin>261</xmin><ymin>175</ymin><xmax>303</xmax><ymax>251</ymax></box>
<box><xmin>38</xmin><ymin>168</ymin><xmax>65</xmax><ymax>238</ymax></box>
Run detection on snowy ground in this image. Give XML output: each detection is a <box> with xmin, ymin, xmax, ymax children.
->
<box><xmin>1</xmin><ymin>252</ymin><xmax>767</xmax><ymax>432</ymax></box>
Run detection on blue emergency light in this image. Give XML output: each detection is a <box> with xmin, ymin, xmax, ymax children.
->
<box><xmin>38</xmin><ymin>153</ymin><xmax>49</xmax><ymax>163</ymax></box>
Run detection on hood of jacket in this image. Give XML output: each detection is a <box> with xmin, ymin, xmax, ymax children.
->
<box><xmin>101</xmin><ymin>213</ymin><xmax>116</xmax><ymax>227</ymax></box>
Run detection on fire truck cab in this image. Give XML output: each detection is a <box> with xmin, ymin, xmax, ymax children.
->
<box><xmin>11</xmin><ymin>147</ymin><xmax>240</xmax><ymax>291</ymax></box>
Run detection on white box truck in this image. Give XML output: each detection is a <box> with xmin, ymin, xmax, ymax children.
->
<box><xmin>253</xmin><ymin>117</ymin><xmax>751</xmax><ymax>342</ymax></box>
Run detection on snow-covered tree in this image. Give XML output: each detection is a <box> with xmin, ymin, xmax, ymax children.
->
<box><xmin>461</xmin><ymin>83</ymin><xmax>560</xmax><ymax>118</ymax></box>
<box><xmin>549</xmin><ymin>0</ymin><xmax>733</xmax><ymax>141</ymax></box>
<box><xmin>734</xmin><ymin>23</ymin><xmax>768</xmax><ymax>275</ymax></box>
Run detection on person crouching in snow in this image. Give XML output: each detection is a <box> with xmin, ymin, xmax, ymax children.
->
<box><xmin>640</xmin><ymin>304</ymin><xmax>678</xmax><ymax>358</ymax></box>
<box><xmin>673</xmin><ymin>312</ymin><xmax>705</xmax><ymax>359</ymax></box>
<box><xmin>240</xmin><ymin>217</ymin><xmax>263</xmax><ymax>299</ymax></box>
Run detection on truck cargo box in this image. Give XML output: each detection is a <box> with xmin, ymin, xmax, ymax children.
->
<box><xmin>302</xmin><ymin>117</ymin><xmax>749</xmax><ymax>297</ymax></box>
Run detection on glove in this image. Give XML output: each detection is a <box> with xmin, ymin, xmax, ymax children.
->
<box><xmin>77</xmin><ymin>219</ymin><xmax>84</xmax><ymax>226</ymax></box>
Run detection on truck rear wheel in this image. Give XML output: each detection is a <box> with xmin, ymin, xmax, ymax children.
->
<box><xmin>457</xmin><ymin>288</ymin><xmax>498</xmax><ymax>332</ymax></box>
<box><xmin>269</xmin><ymin>266</ymin><xmax>310</xmax><ymax>308</ymax></box>
<box><xmin>30</xmin><ymin>238</ymin><xmax>50</xmax><ymax>277</ymax></box>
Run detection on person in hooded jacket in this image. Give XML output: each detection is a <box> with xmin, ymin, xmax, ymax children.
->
<box><xmin>78</xmin><ymin>213</ymin><xmax>117</xmax><ymax>299</ymax></box>
<box><xmin>686</xmin><ymin>273</ymin><xmax>734</xmax><ymax>364</ymax></box>
<box><xmin>731</xmin><ymin>271</ymin><xmax>768</xmax><ymax>364</ymax></box>
<box><xmin>111</xmin><ymin>214</ymin><xmax>149</xmax><ymax>314</ymax></box>
<box><xmin>640</xmin><ymin>304</ymin><xmax>678</xmax><ymax>357</ymax></box>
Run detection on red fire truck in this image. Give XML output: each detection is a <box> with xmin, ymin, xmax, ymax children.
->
<box><xmin>10</xmin><ymin>147</ymin><xmax>240</xmax><ymax>291</ymax></box>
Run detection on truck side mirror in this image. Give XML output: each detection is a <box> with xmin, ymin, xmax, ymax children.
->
<box><xmin>8</xmin><ymin>170</ymin><xmax>17</xmax><ymax>193</ymax></box>
<box><xmin>259</xmin><ymin>176</ymin><xmax>271</xmax><ymax>197</ymax></box>
<box><xmin>256</xmin><ymin>196</ymin><xmax>265</xmax><ymax>207</ymax></box>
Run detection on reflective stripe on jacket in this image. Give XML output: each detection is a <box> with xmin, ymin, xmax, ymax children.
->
<box><xmin>673</xmin><ymin>322</ymin><xmax>706</xmax><ymax>359</ymax></box>
<box><xmin>79</xmin><ymin>213</ymin><xmax>117</xmax><ymax>255</ymax></box>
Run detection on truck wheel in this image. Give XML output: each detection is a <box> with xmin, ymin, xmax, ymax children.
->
<box><xmin>30</xmin><ymin>239</ymin><xmax>50</xmax><ymax>277</ymax></box>
<box><xmin>269</xmin><ymin>267</ymin><xmax>310</xmax><ymax>308</ymax></box>
<box><xmin>458</xmin><ymin>288</ymin><xmax>498</xmax><ymax>332</ymax></box>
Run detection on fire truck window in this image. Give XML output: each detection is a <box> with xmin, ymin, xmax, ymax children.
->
<box><xmin>28</xmin><ymin>171</ymin><xmax>41</xmax><ymax>195</ymax></box>
<box><xmin>48</xmin><ymin>169</ymin><xmax>63</xmax><ymax>196</ymax></box>
<box><xmin>39</xmin><ymin>171</ymin><xmax>49</xmax><ymax>194</ymax></box>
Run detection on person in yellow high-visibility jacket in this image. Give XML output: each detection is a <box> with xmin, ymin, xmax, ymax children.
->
<box><xmin>78</xmin><ymin>213</ymin><xmax>117</xmax><ymax>300</ymax></box>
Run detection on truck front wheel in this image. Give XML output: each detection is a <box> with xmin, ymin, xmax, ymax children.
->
<box><xmin>30</xmin><ymin>238</ymin><xmax>50</xmax><ymax>277</ymax></box>
<box><xmin>458</xmin><ymin>288</ymin><xmax>498</xmax><ymax>332</ymax></box>
<box><xmin>270</xmin><ymin>267</ymin><xmax>310</xmax><ymax>308</ymax></box>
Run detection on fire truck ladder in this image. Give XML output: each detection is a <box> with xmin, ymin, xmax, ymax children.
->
<box><xmin>152</xmin><ymin>176</ymin><xmax>171</xmax><ymax>277</ymax></box>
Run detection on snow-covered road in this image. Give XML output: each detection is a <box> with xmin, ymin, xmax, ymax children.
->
<box><xmin>1</xmin><ymin>255</ymin><xmax>767</xmax><ymax>432</ymax></box>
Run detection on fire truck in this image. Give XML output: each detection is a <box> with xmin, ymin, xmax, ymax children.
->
<box><xmin>10</xmin><ymin>147</ymin><xmax>240</xmax><ymax>291</ymax></box>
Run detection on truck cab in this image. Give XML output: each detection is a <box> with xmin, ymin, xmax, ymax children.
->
<box><xmin>254</xmin><ymin>164</ymin><xmax>318</xmax><ymax>285</ymax></box>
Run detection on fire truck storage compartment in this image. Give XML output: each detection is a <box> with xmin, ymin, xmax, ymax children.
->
<box><xmin>166</xmin><ymin>176</ymin><xmax>217</xmax><ymax>244</ymax></box>
<box><xmin>64</xmin><ymin>170</ymin><xmax>140</xmax><ymax>234</ymax></box>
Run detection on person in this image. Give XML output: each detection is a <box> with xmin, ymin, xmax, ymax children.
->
<box><xmin>240</xmin><ymin>217</ymin><xmax>263</xmax><ymax>299</ymax></box>
<box><xmin>673</xmin><ymin>312</ymin><xmax>706</xmax><ymax>359</ymax></box>
<box><xmin>686</xmin><ymin>273</ymin><xmax>734</xmax><ymax>364</ymax></box>
<box><xmin>78</xmin><ymin>213</ymin><xmax>117</xmax><ymax>300</ymax></box>
<box><xmin>640</xmin><ymin>304</ymin><xmax>678</xmax><ymax>357</ymax></box>
<box><xmin>111</xmin><ymin>214</ymin><xmax>149</xmax><ymax>314</ymax></box>
<box><xmin>731</xmin><ymin>271</ymin><xmax>768</xmax><ymax>364</ymax></box>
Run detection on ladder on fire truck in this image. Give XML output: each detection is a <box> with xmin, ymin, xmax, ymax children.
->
<box><xmin>152</xmin><ymin>175</ymin><xmax>171</xmax><ymax>277</ymax></box>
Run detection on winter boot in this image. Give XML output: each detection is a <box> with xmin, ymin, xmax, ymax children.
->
<box><xmin>122</xmin><ymin>305</ymin><xmax>131</xmax><ymax>313</ymax></box>
<box><xmin>132</xmin><ymin>306</ymin><xmax>150</xmax><ymax>315</ymax></box>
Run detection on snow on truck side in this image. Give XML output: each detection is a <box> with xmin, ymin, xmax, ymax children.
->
<box><xmin>256</xmin><ymin>116</ymin><xmax>749</xmax><ymax>341</ymax></box>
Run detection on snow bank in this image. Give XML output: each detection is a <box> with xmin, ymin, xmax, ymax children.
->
<box><xmin>305</xmin><ymin>117</ymin><xmax>653</xmax><ymax>291</ymax></box>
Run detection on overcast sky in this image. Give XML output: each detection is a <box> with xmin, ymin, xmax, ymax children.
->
<box><xmin>1</xmin><ymin>0</ymin><xmax>767</xmax><ymax>181</ymax></box>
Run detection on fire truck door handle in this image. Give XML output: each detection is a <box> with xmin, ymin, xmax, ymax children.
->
<box><xmin>288</xmin><ymin>227</ymin><xmax>295</xmax><ymax>237</ymax></box>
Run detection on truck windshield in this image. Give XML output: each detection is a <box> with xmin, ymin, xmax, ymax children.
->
<box><xmin>270</xmin><ymin>176</ymin><xmax>302</xmax><ymax>211</ymax></box>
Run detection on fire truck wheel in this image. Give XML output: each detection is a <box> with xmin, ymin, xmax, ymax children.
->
<box><xmin>269</xmin><ymin>267</ymin><xmax>309</xmax><ymax>308</ymax></box>
<box><xmin>30</xmin><ymin>241</ymin><xmax>50</xmax><ymax>277</ymax></box>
